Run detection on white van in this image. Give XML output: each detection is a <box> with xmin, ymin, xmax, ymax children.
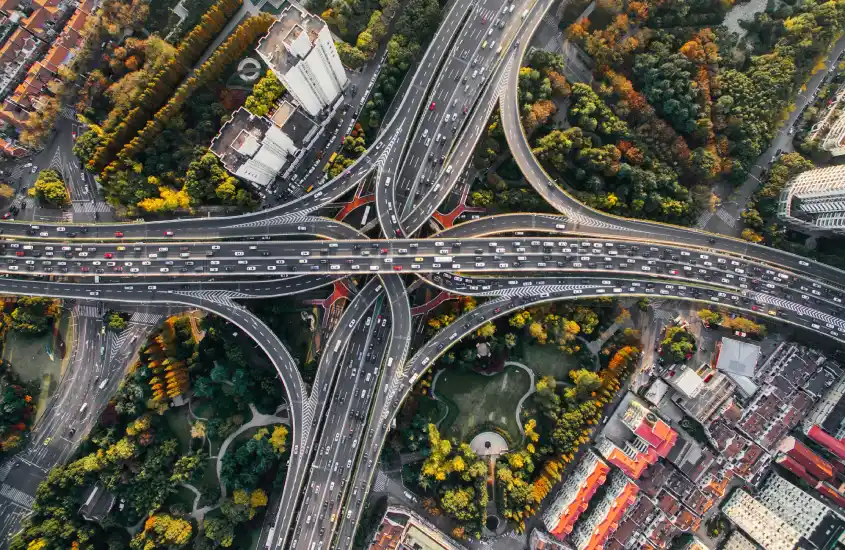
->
<box><xmin>445</xmin><ymin>165</ymin><xmax>453</xmax><ymax>175</ymax></box>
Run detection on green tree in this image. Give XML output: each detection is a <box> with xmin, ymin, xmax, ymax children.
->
<box><xmin>32</xmin><ymin>169</ymin><xmax>68</xmax><ymax>206</ymax></box>
<box><xmin>243</xmin><ymin>71</ymin><xmax>285</xmax><ymax>116</ymax></box>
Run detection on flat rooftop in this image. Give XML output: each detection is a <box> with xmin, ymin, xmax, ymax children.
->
<box><xmin>210</xmin><ymin>107</ymin><xmax>273</xmax><ymax>173</ymax></box>
<box><xmin>256</xmin><ymin>5</ymin><xmax>324</xmax><ymax>76</ymax></box>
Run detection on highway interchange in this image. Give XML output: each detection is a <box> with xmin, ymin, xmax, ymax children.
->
<box><xmin>0</xmin><ymin>0</ymin><xmax>843</xmax><ymax>547</ymax></box>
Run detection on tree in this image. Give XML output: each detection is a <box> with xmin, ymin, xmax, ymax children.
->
<box><xmin>243</xmin><ymin>71</ymin><xmax>284</xmax><ymax>116</ymax></box>
<box><xmin>32</xmin><ymin>169</ymin><xmax>68</xmax><ymax>206</ymax></box>
<box><xmin>130</xmin><ymin>514</ymin><xmax>192</xmax><ymax>549</ymax></box>
<box><xmin>697</xmin><ymin>309</ymin><xmax>722</xmax><ymax>326</ymax></box>
<box><xmin>268</xmin><ymin>424</ymin><xmax>288</xmax><ymax>455</ymax></box>
<box><xmin>475</xmin><ymin>322</ymin><xmax>496</xmax><ymax>339</ymax></box>
<box><xmin>107</xmin><ymin>312</ymin><xmax>128</xmax><ymax>332</ymax></box>
<box><xmin>202</xmin><ymin>517</ymin><xmax>234</xmax><ymax>548</ymax></box>
<box><xmin>11</xmin><ymin>297</ymin><xmax>60</xmax><ymax>334</ymax></box>
<box><xmin>0</xmin><ymin>184</ymin><xmax>14</xmax><ymax>200</ymax></box>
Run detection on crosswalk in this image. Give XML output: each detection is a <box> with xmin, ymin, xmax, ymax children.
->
<box><xmin>61</xmin><ymin>210</ymin><xmax>74</xmax><ymax>222</ymax></box>
<box><xmin>542</xmin><ymin>13</ymin><xmax>558</xmax><ymax>28</ymax></box>
<box><xmin>0</xmin><ymin>484</ymin><xmax>33</xmax><ymax>509</ymax></box>
<box><xmin>695</xmin><ymin>211</ymin><xmax>713</xmax><ymax>229</ymax></box>
<box><xmin>129</xmin><ymin>312</ymin><xmax>162</xmax><ymax>325</ymax></box>
<box><xmin>60</xmin><ymin>106</ymin><xmax>76</xmax><ymax>121</ymax></box>
<box><xmin>372</xmin><ymin>470</ymin><xmax>388</xmax><ymax>492</ymax></box>
<box><xmin>0</xmin><ymin>461</ymin><xmax>13</xmax><ymax>483</ymax></box>
<box><xmin>9</xmin><ymin>165</ymin><xmax>24</xmax><ymax>180</ymax></box>
<box><xmin>71</xmin><ymin>201</ymin><xmax>111</xmax><ymax>213</ymax></box>
<box><xmin>715</xmin><ymin>208</ymin><xmax>737</xmax><ymax>228</ymax></box>
<box><xmin>77</xmin><ymin>304</ymin><xmax>99</xmax><ymax>318</ymax></box>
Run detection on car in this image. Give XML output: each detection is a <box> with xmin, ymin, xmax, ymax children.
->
<box><xmin>429</xmin><ymin>101</ymin><xmax>436</xmax><ymax>110</ymax></box>
<box><xmin>163</xmin><ymin>231</ymin><xmax>174</xmax><ymax>237</ymax></box>
<box><xmin>481</xmin><ymin>15</ymin><xmax>487</xmax><ymax>24</ymax></box>
<box><xmin>30</xmin><ymin>166</ymin><xmax>36</xmax><ymax>173</ymax></box>
<box><xmin>393</xmin><ymin>265</ymin><xmax>402</xmax><ymax>271</ymax></box>
<box><xmin>114</xmin><ymin>231</ymin><xmax>124</xmax><ymax>238</ymax></box>
<box><xmin>2</xmin><ymin>213</ymin><xmax>10</xmax><ymax>219</ymax></box>
<box><xmin>104</xmin><ymin>253</ymin><xmax>113</xmax><ymax>259</ymax></box>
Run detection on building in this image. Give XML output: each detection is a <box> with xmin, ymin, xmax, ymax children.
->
<box><xmin>777</xmin><ymin>437</ymin><xmax>835</xmax><ymax>481</ymax></box>
<box><xmin>369</xmin><ymin>506</ymin><xmax>466</xmax><ymax>550</ymax></box>
<box><xmin>78</xmin><ymin>483</ymin><xmax>116</xmax><ymax>524</ymax></box>
<box><xmin>757</xmin><ymin>474</ymin><xmax>845</xmax><ymax>549</ymax></box>
<box><xmin>256</xmin><ymin>4</ymin><xmax>347</xmax><ymax>117</ymax></box>
<box><xmin>777</xmin><ymin>165</ymin><xmax>845</xmax><ymax>234</ymax></box>
<box><xmin>210</xmin><ymin>106</ymin><xmax>317</xmax><ymax>187</ymax></box>
<box><xmin>570</xmin><ymin>471</ymin><xmax>639</xmax><ymax>550</ymax></box>
<box><xmin>722</xmin><ymin>531</ymin><xmax>759</xmax><ymax>550</ymax></box>
<box><xmin>543</xmin><ymin>451</ymin><xmax>610</xmax><ymax>539</ymax></box>
<box><xmin>595</xmin><ymin>395</ymin><xmax>678</xmax><ymax>479</ymax></box>
<box><xmin>529</xmin><ymin>529</ymin><xmax>573</xmax><ymax>550</ymax></box>
<box><xmin>722</xmin><ymin>489</ymin><xmax>802</xmax><ymax>550</ymax></box>
<box><xmin>715</xmin><ymin>337</ymin><xmax>761</xmax><ymax>398</ymax></box>
<box><xmin>807</xmin><ymin>425</ymin><xmax>845</xmax><ymax>461</ymax></box>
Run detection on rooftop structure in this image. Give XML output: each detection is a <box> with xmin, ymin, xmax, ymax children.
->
<box><xmin>722</xmin><ymin>489</ymin><xmax>801</xmax><ymax>550</ymax></box>
<box><xmin>671</xmin><ymin>369</ymin><xmax>735</xmax><ymax>424</ymax></box>
<box><xmin>716</xmin><ymin>338</ymin><xmax>761</xmax><ymax>378</ymax></box>
<box><xmin>543</xmin><ymin>451</ymin><xmax>610</xmax><ymax>539</ymax></box>
<box><xmin>210</xmin><ymin>107</ymin><xmax>310</xmax><ymax>187</ymax></box>
<box><xmin>737</xmin><ymin>385</ymin><xmax>814</xmax><ymax>451</ymax></box>
<box><xmin>78</xmin><ymin>483</ymin><xmax>116</xmax><ymax>524</ymax></box>
<box><xmin>777</xmin><ymin>165</ymin><xmax>845</xmax><ymax>234</ymax></box>
<box><xmin>804</xmin><ymin>364</ymin><xmax>845</xmax><ymax>439</ymax></box>
<box><xmin>706</xmin><ymin>420</ymin><xmax>770</xmax><ymax>483</ymax></box>
<box><xmin>528</xmin><ymin>529</ymin><xmax>573</xmax><ymax>550</ymax></box>
<box><xmin>256</xmin><ymin>4</ymin><xmax>347</xmax><ymax>117</ymax></box>
<box><xmin>570</xmin><ymin>471</ymin><xmax>639</xmax><ymax>550</ymax></box>
<box><xmin>758</xmin><ymin>474</ymin><xmax>845</xmax><ymax>550</ymax></box>
<box><xmin>369</xmin><ymin>507</ymin><xmax>466</xmax><ymax>550</ymax></box>
<box><xmin>596</xmin><ymin>395</ymin><xmax>677</xmax><ymax>479</ymax></box>
<box><xmin>777</xmin><ymin>437</ymin><xmax>835</xmax><ymax>481</ymax></box>
<box><xmin>807</xmin><ymin>425</ymin><xmax>845</xmax><ymax>461</ymax></box>
<box><xmin>669</xmin><ymin>368</ymin><xmax>703</xmax><ymax>400</ymax></box>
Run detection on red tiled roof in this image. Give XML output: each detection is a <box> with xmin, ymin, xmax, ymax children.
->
<box><xmin>21</xmin><ymin>6</ymin><xmax>59</xmax><ymax>36</ymax></box>
<box><xmin>580</xmin><ymin>481</ymin><xmax>640</xmax><ymax>550</ymax></box>
<box><xmin>0</xmin><ymin>0</ymin><xmax>18</xmax><ymax>11</ymax></box>
<box><xmin>807</xmin><ymin>425</ymin><xmax>845</xmax><ymax>461</ymax></box>
<box><xmin>778</xmin><ymin>436</ymin><xmax>834</xmax><ymax>480</ymax></box>
<box><xmin>548</xmin><ymin>460</ymin><xmax>611</xmax><ymax>538</ymax></box>
<box><xmin>816</xmin><ymin>481</ymin><xmax>845</xmax><ymax>508</ymax></box>
<box><xmin>604</xmin><ymin>444</ymin><xmax>658</xmax><ymax>479</ymax></box>
<box><xmin>41</xmin><ymin>44</ymin><xmax>69</xmax><ymax>73</ymax></box>
<box><xmin>0</xmin><ymin>136</ymin><xmax>26</xmax><ymax>156</ymax></box>
<box><xmin>777</xmin><ymin>455</ymin><xmax>820</xmax><ymax>486</ymax></box>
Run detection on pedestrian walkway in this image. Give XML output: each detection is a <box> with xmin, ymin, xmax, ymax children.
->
<box><xmin>59</xmin><ymin>107</ymin><xmax>76</xmax><ymax>121</ymax></box>
<box><xmin>77</xmin><ymin>305</ymin><xmax>99</xmax><ymax>318</ymax></box>
<box><xmin>0</xmin><ymin>461</ymin><xmax>13</xmax><ymax>483</ymax></box>
<box><xmin>129</xmin><ymin>312</ymin><xmax>163</xmax><ymax>325</ymax></box>
<box><xmin>0</xmin><ymin>484</ymin><xmax>33</xmax><ymax>509</ymax></box>
<box><xmin>372</xmin><ymin>469</ymin><xmax>388</xmax><ymax>492</ymax></box>
<box><xmin>71</xmin><ymin>201</ymin><xmax>111</xmax><ymax>213</ymax></box>
<box><xmin>695</xmin><ymin>211</ymin><xmax>713</xmax><ymax>229</ymax></box>
<box><xmin>715</xmin><ymin>208</ymin><xmax>737</xmax><ymax>228</ymax></box>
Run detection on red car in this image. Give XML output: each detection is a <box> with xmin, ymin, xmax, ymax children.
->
<box><xmin>2</xmin><ymin>213</ymin><xmax>10</xmax><ymax>219</ymax></box>
<box><xmin>15</xmin><ymin>251</ymin><xmax>23</xmax><ymax>256</ymax></box>
<box><xmin>380</xmin><ymin>248</ymin><xmax>388</xmax><ymax>254</ymax></box>
<box><xmin>104</xmin><ymin>253</ymin><xmax>113</xmax><ymax>259</ymax></box>
<box><xmin>463</xmin><ymin>105</ymin><xmax>468</xmax><ymax>113</ymax></box>
<box><xmin>114</xmin><ymin>231</ymin><xmax>124</xmax><ymax>238</ymax></box>
<box><xmin>392</xmin><ymin>265</ymin><xmax>403</xmax><ymax>271</ymax></box>
<box><xmin>81</xmin><ymin>266</ymin><xmax>89</xmax><ymax>272</ymax></box>
<box><xmin>429</xmin><ymin>102</ymin><xmax>436</xmax><ymax>111</ymax></box>
<box><xmin>481</xmin><ymin>15</ymin><xmax>487</xmax><ymax>24</ymax></box>
<box><xmin>164</xmin><ymin>231</ymin><xmax>174</xmax><ymax>237</ymax></box>
<box><xmin>395</xmin><ymin>228</ymin><xmax>402</xmax><ymax>236</ymax></box>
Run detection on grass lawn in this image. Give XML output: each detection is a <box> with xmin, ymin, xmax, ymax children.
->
<box><xmin>433</xmin><ymin>365</ymin><xmax>531</xmax><ymax>442</ymax></box>
<box><xmin>520</xmin><ymin>345</ymin><xmax>580</xmax><ymax>380</ymax></box>
<box><xmin>165</xmin><ymin>407</ymin><xmax>194</xmax><ymax>454</ymax></box>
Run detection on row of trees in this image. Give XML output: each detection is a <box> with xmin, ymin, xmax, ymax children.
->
<box><xmin>0</xmin><ymin>360</ymin><xmax>35</xmax><ymax>457</ymax></box>
<box><xmin>697</xmin><ymin>309</ymin><xmax>767</xmax><ymax>336</ymax></box>
<box><xmin>85</xmin><ymin>0</ymin><xmax>243</xmax><ymax>171</ymax></box>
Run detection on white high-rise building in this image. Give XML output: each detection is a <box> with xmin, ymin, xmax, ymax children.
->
<box><xmin>757</xmin><ymin>474</ymin><xmax>845</xmax><ymax>549</ymax></box>
<box><xmin>777</xmin><ymin>165</ymin><xmax>845</xmax><ymax>234</ymax></box>
<box><xmin>722</xmin><ymin>489</ymin><xmax>801</xmax><ymax>550</ymax></box>
<box><xmin>257</xmin><ymin>5</ymin><xmax>347</xmax><ymax>117</ymax></box>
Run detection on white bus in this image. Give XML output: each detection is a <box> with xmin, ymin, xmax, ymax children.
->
<box><xmin>334</xmin><ymin>340</ymin><xmax>342</xmax><ymax>353</ymax></box>
<box><xmin>79</xmin><ymin>403</ymin><xmax>88</xmax><ymax>415</ymax></box>
<box><xmin>386</xmin><ymin>357</ymin><xmax>394</xmax><ymax>368</ymax></box>
<box><xmin>98</xmin><ymin>378</ymin><xmax>108</xmax><ymax>390</ymax></box>
<box><xmin>434</xmin><ymin>256</ymin><xmax>453</xmax><ymax>263</ymax></box>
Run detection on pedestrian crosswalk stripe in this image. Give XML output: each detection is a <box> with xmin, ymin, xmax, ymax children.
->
<box><xmin>72</xmin><ymin>201</ymin><xmax>111</xmax><ymax>213</ymax></box>
<box><xmin>715</xmin><ymin>208</ymin><xmax>736</xmax><ymax>228</ymax></box>
<box><xmin>129</xmin><ymin>312</ymin><xmax>162</xmax><ymax>325</ymax></box>
<box><xmin>0</xmin><ymin>484</ymin><xmax>34</xmax><ymax>508</ymax></box>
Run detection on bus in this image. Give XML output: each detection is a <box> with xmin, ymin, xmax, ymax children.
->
<box><xmin>334</xmin><ymin>340</ymin><xmax>343</xmax><ymax>353</ymax></box>
<box><xmin>434</xmin><ymin>256</ymin><xmax>453</xmax><ymax>263</ymax></box>
<box><xmin>79</xmin><ymin>403</ymin><xmax>88</xmax><ymax>415</ymax></box>
<box><xmin>98</xmin><ymin>378</ymin><xmax>108</xmax><ymax>390</ymax></box>
<box><xmin>386</xmin><ymin>357</ymin><xmax>394</xmax><ymax>368</ymax></box>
